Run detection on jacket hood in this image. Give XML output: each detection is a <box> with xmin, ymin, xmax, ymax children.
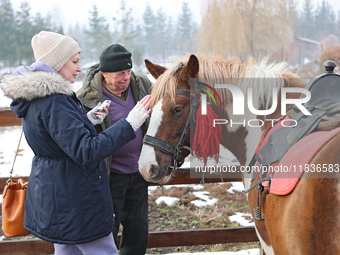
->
<box><xmin>1</xmin><ymin>71</ymin><xmax>74</xmax><ymax>101</ymax></box>
<box><xmin>0</xmin><ymin>71</ymin><xmax>74</xmax><ymax>118</ymax></box>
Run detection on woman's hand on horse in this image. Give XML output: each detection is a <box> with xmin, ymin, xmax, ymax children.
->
<box><xmin>126</xmin><ymin>95</ymin><xmax>152</xmax><ymax>131</ymax></box>
<box><xmin>139</xmin><ymin>95</ymin><xmax>152</xmax><ymax>115</ymax></box>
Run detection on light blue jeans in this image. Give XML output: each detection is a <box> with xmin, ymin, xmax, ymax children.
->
<box><xmin>54</xmin><ymin>233</ymin><xmax>118</xmax><ymax>255</ymax></box>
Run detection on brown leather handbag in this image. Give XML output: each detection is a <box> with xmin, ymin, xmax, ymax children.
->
<box><xmin>2</xmin><ymin>130</ymin><xmax>30</xmax><ymax>237</ymax></box>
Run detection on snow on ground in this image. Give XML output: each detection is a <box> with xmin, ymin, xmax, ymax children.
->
<box><xmin>148</xmin><ymin>186</ymin><xmax>158</xmax><ymax>195</ymax></box>
<box><xmin>0</xmin><ymin>89</ymin><xmax>12</xmax><ymax>108</ymax></box>
<box><xmin>151</xmin><ymin>249</ymin><xmax>259</xmax><ymax>255</ymax></box>
<box><xmin>191</xmin><ymin>191</ymin><xmax>218</xmax><ymax>207</ymax></box>
<box><xmin>227</xmin><ymin>182</ymin><xmax>245</xmax><ymax>194</ymax></box>
<box><xmin>0</xmin><ymin>126</ymin><xmax>34</xmax><ymax>178</ymax></box>
<box><xmin>229</xmin><ymin>212</ymin><xmax>255</xmax><ymax>227</ymax></box>
<box><xmin>156</xmin><ymin>196</ymin><xmax>180</xmax><ymax>206</ymax></box>
<box><xmin>163</xmin><ymin>184</ymin><xmax>205</xmax><ymax>190</ymax></box>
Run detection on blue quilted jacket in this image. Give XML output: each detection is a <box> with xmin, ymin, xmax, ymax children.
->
<box><xmin>0</xmin><ymin>69</ymin><xmax>135</xmax><ymax>244</ymax></box>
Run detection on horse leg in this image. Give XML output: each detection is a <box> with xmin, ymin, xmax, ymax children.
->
<box><xmin>248</xmin><ymin>187</ymin><xmax>273</xmax><ymax>254</ymax></box>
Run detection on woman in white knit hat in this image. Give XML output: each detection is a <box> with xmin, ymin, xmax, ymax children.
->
<box><xmin>0</xmin><ymin>31</ymin><xmax>151</xmax><ymax>255</ymax></box>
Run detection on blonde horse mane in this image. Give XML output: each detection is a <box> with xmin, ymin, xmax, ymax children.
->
<box><xmin>150</xmin><ymin>54</ymin><xmax>296</xmax><ymax>109</ymax></box>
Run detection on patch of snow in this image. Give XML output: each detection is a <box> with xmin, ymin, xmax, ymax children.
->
<box><xmin>227</xmin><ymin>182</ymin><xmax>245</xmax><ymax>194</ymax></box>
<box><xmin>147</xmin><ymin>74</ymin><xmax>156</xmax><ymax>83</ymax></box>
<box><xmin>163</xmin><ymin>184</ymin><xmax>204</xmax><ymax>190</ymax></box>
<box><xmin>147</xmin><ymin>248</ymin><xmax>260</xmax><ymax>255</ymax></box>
<box><xmin>0</xmin><ymin>67</ymin><xmax>13</xmax><ymax>76</ymax></box>
<box><xmin>229</xmin><ymin>212</ymin><xmax>254</xmax><ymax>227</ymax></box>
<box><xmin>191</xmin><ymin>184</ymin><xmax>205</xmax><ymax>190</ymax></box>
<box><xmin>0</xmin><ymin>235</ymin><xmax>5</xmax><ymax>241</ymax></box>
<box><xmin>148</xmin><ymin>184</ymin><xmax>205</xmax><ymax>196</ymax></box>
<box><xmin>297</xmin><ymin>36</ymin><xmax>320</xmax><ymax>45</ymax></box>
<box><xmin>155</xmin><ymin>196</ymin><xmax>180</xmax><ymax>206</ymax></box>
<box><xmin>0</xmin><ymin>89</ymin><xmax>12</xmax><ymax>108</ymax></box>
<box><xmin>191</xmin><ymin>191</ymin><xmax>218</xmax><ymax>207</ymax></box>
<box><xmin>0</xmin><ymin>127</ymin><xmax>34</xmax><ymax>177</ymax></box>
<box><xmin>73</xmin><ymin>81</ymin><xmax>82</xmax><ymax>92</ymax></box>
<box><xmin>303</xmin><ymin>57</ymin><xmax>310</xmax><ymax>65</ymax></box>
<box><xmin>148</xmin><ymin>186</ymin><xmax>158</xmax><ymax>195</ymax></box>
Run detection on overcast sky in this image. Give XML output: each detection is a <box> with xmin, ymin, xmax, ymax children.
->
<box><xmin>11</xmin><ymin>0</ymin><xmax>203</xmax><ymax>30</ymax></box>
<box><xmin>10</xmin><ymin>0</ymin><xmax>340</xmax><ymax>30</ymax></box>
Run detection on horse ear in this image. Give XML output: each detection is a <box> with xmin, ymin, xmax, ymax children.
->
<box><xmin>145</xmin><ymin>59</ymin><xmax>167</xmax><ymax>79</ymax></box>
<box><xmin>186</xmin><ymin>54</ymin><xmax>199</xmax><ymax>78</ymax></box>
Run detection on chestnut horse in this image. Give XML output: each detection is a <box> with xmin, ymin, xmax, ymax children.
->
<box><xmin>139</xmin><ymin>54</ymin><xmax>340</xmax><ymax>254</ymax></box>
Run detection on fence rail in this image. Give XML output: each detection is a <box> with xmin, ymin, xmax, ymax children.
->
<box><xmin>0</xmin><ymin>109</ymin><xmax>21</xmax><ymax>127</ymax></box>
<box><xmin>0</xmin><ymin>109</ymin><xmax>257</xmax><ymax>255</ymax></box>
<box><xmin>0</xmin><ymin>172</ymin><xmax>242</xmax><ymax>191</ymax></box>
<box><xmin>0</xmin><ymin>227</ymin><xmax>258</xmax><ymax>255</ymax></box>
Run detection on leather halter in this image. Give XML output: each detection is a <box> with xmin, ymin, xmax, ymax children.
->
<box><xmin>143</xmin><ymin>88</ymin><xmax>201</xmax><ymax>176</ymax></box>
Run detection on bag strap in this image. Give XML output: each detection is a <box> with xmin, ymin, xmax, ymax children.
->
<box><xmin>6</xmin><ymin>129</ymin><xmax>24</xmax><ymax>186</ymax></box>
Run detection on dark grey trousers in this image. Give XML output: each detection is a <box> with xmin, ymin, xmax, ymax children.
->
<box><xmin>110</xmin><ymin>172</ymin><xmax>149</xmax><ymax>255</ymax></box>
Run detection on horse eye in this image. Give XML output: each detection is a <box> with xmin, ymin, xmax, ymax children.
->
<box><xmin>173</xmin><ymin>107</ymin><xmax>182</xmax><ymax>114</ymax></box>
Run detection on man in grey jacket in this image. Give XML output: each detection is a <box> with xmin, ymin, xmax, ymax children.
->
<box><xmin>77</xmin><ymin>44</ymin><xmax>151</xmax><ymax>255</ymax></box>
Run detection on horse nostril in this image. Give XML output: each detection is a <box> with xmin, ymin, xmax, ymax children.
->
<box><xmin>149</xmin><ymin>164</ymin><xmax>160</xmax><ymax>178</ymax></box>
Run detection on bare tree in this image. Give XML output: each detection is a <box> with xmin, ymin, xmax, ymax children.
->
<box><xmin>198</xmin><ymin>0</ymin><xmax>295</xmax><ymax>59</ymax></box>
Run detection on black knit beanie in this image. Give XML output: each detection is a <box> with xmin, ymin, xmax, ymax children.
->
<box><xmin>99</xmin><ymin>44</ymin><xmax>133</xmax><ymax>72</ymax></box>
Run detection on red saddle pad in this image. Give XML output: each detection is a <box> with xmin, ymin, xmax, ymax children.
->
<box><xmin>255</xmin><ymin>117</ymin><xmax>340</xmax><ymax>195</ymax></box>
<box><xmin>269</xmin><ymin>126</ymin><xmax>340</xmax><ymax>195</ymax></box>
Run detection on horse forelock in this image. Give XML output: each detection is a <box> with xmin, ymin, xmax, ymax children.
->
<box><xmin>150</xmin><ymin>54</ymin><xmax>296</xmax><ymax>109</ymax></box>
<box><xmin>150</xmin><ymin>55</ymin><xmax>246</xmax><ymax>107</ymax></box>
<box><xmin>150</xmin><ymin>63</ymin><xmax>183</xmax><ymax>108</ymax></box>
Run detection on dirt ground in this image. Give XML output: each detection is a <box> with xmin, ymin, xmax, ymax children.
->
<box><xmin>145</xmin><ymin>182</ymin><xmax>259</xmax><ymax>254</ymax></box>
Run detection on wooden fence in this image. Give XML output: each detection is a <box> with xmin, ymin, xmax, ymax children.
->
<box><xmin>0</xmin><ymin>109</ymin><xmax>258</xmax><ymax>255</ymax></box>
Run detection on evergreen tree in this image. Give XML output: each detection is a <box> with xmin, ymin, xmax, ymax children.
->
<box><xmin>299</xmin><ymin>0</ymin><xmax>315</xmax><ymax>39</ymax></box>
<box><xmin>67</xmin><ymin>23</ymin><xmax>92</xmax><ymax>63</ymax></box>
<box><xmin>314</xmin><ymin>0</ymin><xmax>336</xmax><ymax>40</ymax></box>
<box><xmin>113</xmin><ymin>1</ymin><xmax>146</xmax><ymax>72</ymax></box>
<box><xmin>154</xmin><ymin>8</ymin><xmax>167</xmax><ymax>62</ymax></box>
<box><xmin>143</xmin><ymin>4</ymin><xmax>156</xmax><ymax>59</ymax></box>
<box><xmin>0</xmin><ymin>0</ymin><xmax>16</xmax><ymax>67</ymax></box>
<box><xmin>113</xmin><ymin>1</ymin><xmax>136</xmax><ymax>50</ymax></box>
<box><xmin>15</xmin><ymin>2</ymin><xmax>34</xmax><ymax>65</ymax></box>
<box><xmin>85</xmin><ymin>5</ymin><xmax>113</xmax><ymax>61</ymax></box>
<box><xmin>292</xmin><ymin>1</ymin><xmax>301</xmax><ymax>38</ymax></box>
<box><xmin>131</xmin><ymin>24</ymin><xmax>146</xmax><ymax>73</ymax></box>
<box><xmin>177</xmin><ymin>2</ymin><xmax>195</xmax><ymax>55</ymax></box>
<box><xmin>336</xmin><ymin>10</ymin><xmax>340</xmax><ymax>38</ymax></box>
<box><xmin>165</xmin><ymin>17</ymin><xmax>177</xmax><ymax>59</ymax></box>
<box><xmin>56</xmin><ymin>26</ymin><xmax>64</xmax><ymax>35</ymax></box>
<box><xmin>32</xmin><ymin>13</ymin><xmax>50</xmax><ymax>34</ymax></box>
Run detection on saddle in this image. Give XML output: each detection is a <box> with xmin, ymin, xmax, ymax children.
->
<box><xmin>246</xmin><ymin>60</ymin><xmax>340</xmax><ymax>221</ymax></box>
<box><xmin>288</xmin><ymin>60</ymin><xmax>340</xmax><ymax>128</ymax></box>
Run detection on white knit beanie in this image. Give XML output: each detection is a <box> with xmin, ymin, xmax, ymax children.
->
<box><xmin>31</xmin><ymin>31</ymin><xmax>82</xmax><ymax>72</ymax></box>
